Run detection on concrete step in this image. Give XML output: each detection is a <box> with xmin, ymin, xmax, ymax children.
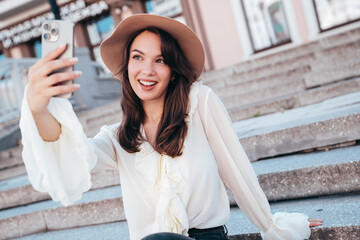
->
<box><xmin>318</xmin><ymin>23</ymin><xmax>360</xmax><ymax>50</ymax></box>
<box><xmin>3</xmin><ymin>142</ymin><xmax>358</xmax><ymax>212</ymax></box>
<box><xmin>215</xmin><ymin>65</ymin><xmax>309</xmax><ymax>100</ymax></box>
<box><xmin>0</xmin><ymin>185</ymin><xmax>124</xmax><ymax>240</ymax></box>
<box><xmin>0</xmin><ymin>145</ymin><xmax>22</xmax><ymax>160</ymax></box>
<box><xmin>202</xmin><ymin>24</ymin><xmax>360</xmax><ymax>87</ymax></box>
<box><xmin>0</xmin><ymin>164</ymin><xmax>26</xmax><ymax>181</ymax></box>
<box><xmin>1</xmin><ymin>92</ymin><xmax>358</xmax><ymax>210</ymax></box>
<box><xmin>305</xmin><ymin>58</ymin><xmax>360</xmax><ymax>88</ymax></box>
<box><xmin>311</xmin><ymin>47</ymin><xmax>360</xmax><ymax>72</ymax></box>
<box><xmin>0</xmin><ymin>170</ymin><xmax>119</xmax><ymax>210</ymax></box>
<box><xmin>77</xmin><ymin>101</ymin><xmax>121</xmax><ymax>138</ymax></box>
<box><xmin>201</xmin><ymin>25</ymin><xmax>360</xmax><ymax>95</ymax></box>
<box><xmin>236</xmin><ymin>91</ymin><xmax>360</xmax><ymax>160</ymax></box>
<box><xmin>222</xmin><ymin>77</ymin><xmax>306</xmax><ymax>109</ymax></box>
<box><xmin>2</xmin><ymin>143</ymin><xmax>359</xmax><ymax>238</ymax></box>
<box><xmin>253</xmin><ymin>144</ymin><xmax>360</xmax><ymax>202</ymax></box>
<box><xmin>0</xmin><ymin>155</ymin><xmax>22</xmax><ymax>170</ymax></box>
<box><xmin>228</xmin><ymin>77</ymin><xmax>360</xmax><ymax>121</ymax></box>
<box><xmin>200</xmin><ymin>42</ymin><xmax>318</xmax><ymax>90</ymax></box>
<box><xmin>10</xmin><ymin>194</ymin><xmax>360</xmax><ymax>240</ymax></box>
<box><xmin>227</xmin><ymin>194</ymin><xmax>360</xmax><ymax>240</ymax></box>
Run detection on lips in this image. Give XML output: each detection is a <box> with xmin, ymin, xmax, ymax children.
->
<box><xmin>138</xmin><ymin>79</ymin><xmax>157</xmax><ymax>91</ymax></box>
<box><xmin>139</xmin><ymin>80</ymin><xmax>157</xmax><ymax>86</ymax></box>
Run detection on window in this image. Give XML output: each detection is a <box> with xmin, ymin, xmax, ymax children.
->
<box><xmin>241</xmin><ymin>0</ymin><xmax>291</xmax><ymax>52</ymax></box>
<box><xmin>313</xmin><ymin>0</ymin><xmax>360</xmax><ymax>31</ymax></box>
<box><xmin>86</xmin><ymin>14</ymin><xmax>114</xmax><ymax>64</ymax></box>
<box><xmin>145</xmin><ymin>0</ymin><xmax>186</xmax><ymax>23</ymax></box>
<box><xmin>87</xmin><ymin>15</ymin><xmax>114</xmax><ymax>46</ymax></box>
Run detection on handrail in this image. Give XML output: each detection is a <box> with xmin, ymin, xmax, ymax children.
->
<box><xmin>0</xmin><ymin>58</ymin><xmax>35</xmax><ymax>126</ymax></box>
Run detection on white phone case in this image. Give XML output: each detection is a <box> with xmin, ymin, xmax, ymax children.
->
<box><xmin>41</xmin><ymin>20</ymin><xmax>75</xmax><ymax>98</ymax></box>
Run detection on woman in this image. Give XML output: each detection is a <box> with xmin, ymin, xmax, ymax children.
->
<box><xmin>20</xmin><ymin>14</ymin><xmax>321</xmax><ymax>240</ymax></box>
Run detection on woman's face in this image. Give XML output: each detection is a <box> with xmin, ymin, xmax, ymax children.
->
<box><xmin>128</xmin><ymin>30</ymin><xmax>172</xmax><ymax>104</ymax></box>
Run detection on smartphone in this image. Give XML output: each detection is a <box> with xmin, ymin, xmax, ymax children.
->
<box><xmin>41</xmin><ymin>20</ymin><xmax>75</xmax><ymax>98</ymax></box>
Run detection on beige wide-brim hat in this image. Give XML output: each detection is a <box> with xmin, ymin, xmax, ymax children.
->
<box><xmin>100</xmin><ymin>14</ymin><xmax>205</xmax><ymax>79</ymax></box>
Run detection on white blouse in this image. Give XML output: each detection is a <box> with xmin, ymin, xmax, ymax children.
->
<box><xmin>19</xmin><ymin>82</ymin><xmax>311</xmax><ymax>240</ymax></box>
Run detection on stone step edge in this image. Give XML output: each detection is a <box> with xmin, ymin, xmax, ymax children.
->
<box><xmin>241</xmin><ymin>112</ymin><xmax>360</xmax><ymax>161</ymax></box>
<box><xmin>2</xmin><ymin>158</ymin><xmax>359</xmax><ymax>227</ymax></box>
<box><xmin>0</xmin><ymin>198</ymin><xmax>125</xmax><ymax>240</ymax></box>
<box><xmin>0</xmin><ymin>170</ymin><xmax>120</xmax><ymax>210</ymax></box>
<box><xmin>227</xmin><ymin>160</ymin><xmax>360</xmax><ymax>205</ymax></box>
<box><xmin>203</xmin><ymin>30</ymin><xmax>360</xmax><ymax>85</ymax></box>
<box><xmin>2</xmin><ymin>195</ymin><xmax>359</xmax><ymax>240</ymax></box>
<box><xmin>227</xmin><ymin>226</ymin><xmax>360</xmax><ymax>240</ymax></box>
<box><xmin>200</xmin><ymin>42</ymin><xmax>318</xmax><ymax>83</ymax></box>
<box><xmin>227</xmin><ymin>77</ymin><xmax>360</xmax><ymax>121</ymax></box>
<box><xmin>216</xmin><ymin>67</ymin><xmax>307</xmax><ymax>99</ymax></box>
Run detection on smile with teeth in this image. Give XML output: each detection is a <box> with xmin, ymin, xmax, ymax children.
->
<box><xmin>139</xmin><ymin>80</ymin><xmax>157</xmax><ymax>86</ymax></box>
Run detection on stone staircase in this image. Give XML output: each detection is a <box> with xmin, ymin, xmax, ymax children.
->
<box><xmin>1</xmin><ymin>23</ymin><xmax>360</xmax><ymax>240</ymax></box>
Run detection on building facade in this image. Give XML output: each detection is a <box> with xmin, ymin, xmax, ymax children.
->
<box><xmin>0</xmin><ymin>0</ymin><xmax>359</xmax><ymax>71</ymax></box>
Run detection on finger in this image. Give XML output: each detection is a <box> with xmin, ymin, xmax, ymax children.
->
<box><xmin>47</xmin><ymin>83</ymin><xmax>80</xmax><ymax>97</ymax></box>
<box><xmin>46</xmin><ymin>71</ymin><xmax>82</xmax><ymax>87</ymax></box>
<box><xmin>309</xmin><ymin>219</ymin><xmax>323</xmax><ymax>228</ymax></box>
<box><xmin>38</xmin><ymin>57</ymin><xmax>78</xmax><ymax>77</ymax></box>
<box><xmin>31</xmin><ymin>44</ymin><xmax>67</xmax><ymax>71</ymax></box>
<box><xmin>309</xmin><ymin>222</ymin><xmax>322</xmax><ymax>227</ymax></box>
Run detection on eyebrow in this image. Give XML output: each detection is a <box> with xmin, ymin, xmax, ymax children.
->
<box><xmin>131</xmin><ymin>49</ymin><xmax>163</xmax><ymax>58</ymax></box>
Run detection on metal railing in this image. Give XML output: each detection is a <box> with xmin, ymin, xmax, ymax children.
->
<box><xmin>0</xmin><ymin>58</ymin><xmax>35</xmax><ymax>125</ymax></box>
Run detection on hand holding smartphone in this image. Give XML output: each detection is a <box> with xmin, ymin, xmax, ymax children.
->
<box><xmin>41</xmin><ymin>20</ymin><xmax>75</xmax><ymax>98</ymax></box>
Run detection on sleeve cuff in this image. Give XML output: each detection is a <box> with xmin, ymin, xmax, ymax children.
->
<box><xmin>260</xmin><ymin>212</ymin><xmax>311</xmax><ymax>240</ymax></box>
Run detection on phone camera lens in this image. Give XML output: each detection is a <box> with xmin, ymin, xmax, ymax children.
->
<box><xmin>50</xmin><ymin>28</ymin><xmax>58</xmax><ymax>36</ymax></box>
<box><xmin>43</xmin><ymin>33</ymin><xmax>51</xmax><ymax>40</ymax></box>
<box><xmin>43</xmin><ymin>23</ymin><xmax>50</xmax><ymax>30</ymax></box>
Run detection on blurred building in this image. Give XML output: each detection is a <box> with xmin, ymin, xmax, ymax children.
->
<box><xmin>0</xmin><ymin>0</ymin><xmax>358</xmax><ymax>149</ymax></box>
<box><xmin>0</xmin><ymin>0</ymin><xmax>359</xmax><ymax>125</ymax></box>
<box><xmin>0</xmin><ymin>0</ymin><xmax>359</xmax><ymax>70</ymax></box>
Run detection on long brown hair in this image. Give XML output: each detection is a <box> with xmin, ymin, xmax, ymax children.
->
<box><xmin>117</xmin><ymin>27</ymin><xmax>197</xmax><ymax>157</ymax></box>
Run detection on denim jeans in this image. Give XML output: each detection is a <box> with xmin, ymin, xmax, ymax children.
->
<box><xmin>142</xmin><ymin>226</ymin><xmax>228</xmax><ymax>240</ymax></box>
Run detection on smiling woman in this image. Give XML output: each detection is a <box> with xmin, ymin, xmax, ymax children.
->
<box><xmin>117</xmin><ymin>27</ymin><xmax>194</xmax><ymax>157</ymax></box>
<box><xmin>128</xmin><ymin>31</ymin><xmax>171</xmax><ymax>103</ymax></box>
<box><xmin>19</xmin><ymin>13</ymin><xmax>321</xmax><ymax>240</ymax></box>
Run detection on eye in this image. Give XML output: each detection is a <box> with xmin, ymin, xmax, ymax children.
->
<box><xmin>132</xmin><ymin>55</ymin><xmax>142</xmax><ymax>60</ymax></box>
<box><xmin>156</xmin><ymin>58</ymin><xmax>165</xmax><ymax>64</ymax></box>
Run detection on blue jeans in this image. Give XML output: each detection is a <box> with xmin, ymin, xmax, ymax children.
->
<box><xmin>142</xmin><ymin>226</ymin><xmax>228</xmax><ymax>240</ymax></box>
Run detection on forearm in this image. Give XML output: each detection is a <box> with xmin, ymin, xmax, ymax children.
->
<box><xmin>33</xmin><ymin>109</ymin><xmax>61</xmax><ymax>141</ymax></box>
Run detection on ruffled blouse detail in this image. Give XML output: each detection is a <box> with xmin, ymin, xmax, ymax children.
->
<box><xmin>133</xmin><ymin>82</ymin><xmax>201</xmax><ymax>235</ymax></box>
<box><xmin>134</xmin><ymin>139</ymin><xmax>188</xmax><ymax>235</ymax></box>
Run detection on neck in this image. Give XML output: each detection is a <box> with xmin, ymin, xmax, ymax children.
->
<box><xmin>142</xmin><ymin>98</ymin><xmax>164</xmax><ymax>124</ymax></box>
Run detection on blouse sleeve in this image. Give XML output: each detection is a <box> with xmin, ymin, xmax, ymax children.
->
<box><xmin>19</xmin><ymin>87</ymin><xmax>118</xmax><ymax>206</ymax></box>
<box><xmin>197</xmin><ymin>86</ymin><xmax>311</xmax><ymax>240</ymax></box>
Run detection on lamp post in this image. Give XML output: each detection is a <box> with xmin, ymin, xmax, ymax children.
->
<box><xmin>48</xmin><ymin>0</ymin><xmax>61</xmax><ymax>20</ymax></box>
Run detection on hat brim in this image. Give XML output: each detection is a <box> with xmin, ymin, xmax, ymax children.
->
<box><xmin>100</xmin><ymin>14</ymin><xmax>205</xmax><ymax>79</ymax></box>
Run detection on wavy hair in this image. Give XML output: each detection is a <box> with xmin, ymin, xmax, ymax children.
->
<box><xmin>116</xmin><ymin>27</ymin><xmax>197</xmax><ymax>157</ymax></box>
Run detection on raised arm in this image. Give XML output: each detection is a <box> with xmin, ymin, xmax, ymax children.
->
<box><xmin>20</xmin><ymin>46</ymin><xmax>118</xmax><ymax>206</ymax></box>
<box><xmin>26</xmin><ymin>44</ymin><xmax>81</xmax><ymax>141</ymax></box>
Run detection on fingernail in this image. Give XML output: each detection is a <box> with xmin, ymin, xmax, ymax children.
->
<box><xmin>69</xmin><ymin>57</ymin><xmax>78</xmax><ymax>63</ymax></box>
<box><xmin>74</xmin><ymin>71</ymin><xmax>82</xmax><ymax>76</ymax></box>
<box><xmin>73</xmin><ymin>83</ymin><xmax>80</xmax><ymax>88</ymax></box>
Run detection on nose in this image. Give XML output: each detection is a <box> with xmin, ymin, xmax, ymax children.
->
<box><xmin>141</xmin><ymin>60</ymin><xmax>155</xmax><ymax>75</ymax></box>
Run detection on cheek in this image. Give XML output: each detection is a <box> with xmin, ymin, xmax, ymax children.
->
<box><xmin>158</xmin><ymin>67</ymin><xmax>171</xmax><ymax>82</ymax></box>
